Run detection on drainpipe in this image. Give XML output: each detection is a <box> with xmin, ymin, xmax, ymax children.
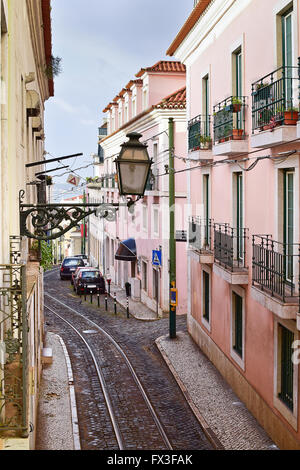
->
<box><xmin>169</xmin><ymin>118</ymin><xmax>176</xmax><ymax>339</ymax></box>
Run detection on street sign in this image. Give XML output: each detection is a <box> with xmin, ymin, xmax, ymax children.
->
<box><xmin>67</xmin><ymin>174</ymin><xmax>80</xmax><ymax>186</ymax></box>
<box><xmin>152</xmin><ymin>250</ymin><xmax>162</xmax><ymax>267</ymax></box>
<box><xmin>170</xmin><ymin>288</ymin><xmax>178</xmax><ymax>307</ymax></box>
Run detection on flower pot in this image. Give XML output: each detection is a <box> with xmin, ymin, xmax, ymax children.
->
<box><xmin>283</xmin><ymin>111</ymin><xmax>298</xmax><ymax>125</ymax></box>
<box><xmin>231</xmin><ymin>129</ymin><xmax>244</xmax><ymax>140</ymax></box>
<box><xmin>232</xmin><ymin>103</ymin><xmax>242</xmax><ymax>113</ymax></box>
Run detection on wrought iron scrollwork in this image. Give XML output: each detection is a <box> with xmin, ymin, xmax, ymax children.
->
<box><xmin>19</xmin><ymin>190</ymin><xmax>124</xmax><ymax>241</ymax></box>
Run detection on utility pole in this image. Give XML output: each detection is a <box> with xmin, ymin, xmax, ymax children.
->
<box><xmin>82</xmin><ymin>190</ymin><xmax>86</xmax><ymax>255</ymax></box>
<box><xmin>169</xmin><ymin>118</ymin><xmax>176</xmax><ymax>339</ymax></box>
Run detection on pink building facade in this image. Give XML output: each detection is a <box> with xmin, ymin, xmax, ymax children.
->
<box><xmin>89</xmin><ymin>61</ymin><xmax>188</xmax><ymax>316</ymax></box>
<box><xmin>168</xmin><ymin>0</ymin><xmax>300</xmax><ymax>449</ymax></box>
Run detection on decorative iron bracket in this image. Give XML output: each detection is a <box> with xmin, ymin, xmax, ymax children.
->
<box><xmin>19</xmin><ymin>190</ymin><xmax>137</xmax><ymax>241</ymax></box>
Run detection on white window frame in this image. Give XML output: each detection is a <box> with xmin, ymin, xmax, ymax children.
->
<box><xmin>152</xmin><ymin>206</ymin><xmax>159</xmax><ymax>238</ymax></box>
<box><xmin>142</xmin><ymin>204</ymin><xmax>148</xmax><ymax>233</ymax></box>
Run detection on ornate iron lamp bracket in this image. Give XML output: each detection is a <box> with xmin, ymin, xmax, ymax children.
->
<box><xmin>19</xmin><ymin>190</ymin><xmax>133</xmax><ymax>241</ymax></box>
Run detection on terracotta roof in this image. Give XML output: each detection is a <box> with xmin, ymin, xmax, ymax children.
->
<box><xmin>100</xmin><ymin>87</ymin><xmax>186</xmax><ymax>144</ymax></box>
<box><xmin>154</xmin><ymin>87</ymin><xmax>186</xmax><ymax>109</ymax></box>
<box><xmin>41</xmin><ymin>0</ymin><xmax>54</xmax><ymax>96</ymax></box>
<box><xmin>126</xmin><ymin>79</ymin><xmax>143</xmax><ymax>89</ymax></box>
<box><xmin>167</xmin><ymin>0</ymin><xmax>213</xmax><ymax>56</ymax></box>
<box><xmin>135</xmin><ymin>60</ymin><xmax>186</xmax><ymax>77</ymax></box>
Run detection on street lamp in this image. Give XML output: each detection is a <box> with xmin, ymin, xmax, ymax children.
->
<box><xmin>115</xmin><ymin>132</ymin><xmax>152</xmax><ymax>196</ymax></box>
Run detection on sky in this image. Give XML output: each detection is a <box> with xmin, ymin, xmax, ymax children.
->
<box><xmin>45</xmin><ymin>0</ymin><xmax>193</xmax><ymax>201</ymax></box>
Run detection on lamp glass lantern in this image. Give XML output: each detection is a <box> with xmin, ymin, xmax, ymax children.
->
<box><xmin>115</xmin><ymin>132</ymin><xmax>152</xmax><ymax>196</ymax></box>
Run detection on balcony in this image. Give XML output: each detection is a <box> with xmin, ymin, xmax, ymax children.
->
<box><xmin>252</xmin><ymin>235</ymin><xmax>299</xmax><ymax>320</ymax></box>
<box><xmin>251</xmin><ymin>63</ymin><xmax>300</xmax><ymax>149</ymax></box>
<box><xmin>213</xmin><ymin>96</ymin><xmax>248</xmax><ymax>156</ymax></box>
<box><xmin>188</xmin><ymin>217</ymin><xmax>214</xmax><ymax>264</ymax></box>
<box><xmin>188</xmin><ymin>114</ymin><xmax>213</xmax><ymax>160</ymax></box>
<box><xmin>213</xmin><ymin>223</ymin><xmax>249</xmax><ymax>284</ymax></box>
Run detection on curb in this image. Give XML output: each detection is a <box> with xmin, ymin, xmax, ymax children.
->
<box><xmin>56</xmin><ymin>334</ymin><xmax>81</xmax><ymax>451</ymax></box>
<box><xmin>155</xmin><ymin>336</ymin><xmax>225</xmax><ymax>451</ymax></box>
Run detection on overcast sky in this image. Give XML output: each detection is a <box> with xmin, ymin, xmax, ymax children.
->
<box><xmin>45</xmin><ymin>0</ymin><xmax>192</xmax><ymax>200</ymax></box>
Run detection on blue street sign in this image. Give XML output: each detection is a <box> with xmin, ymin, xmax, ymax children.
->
<box><xmin>152</xmin><ymin>250</ymin><xmax>162</xmax><ymax>267</ymax></box>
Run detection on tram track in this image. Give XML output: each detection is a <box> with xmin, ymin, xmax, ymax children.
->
<box><xmin>44</xmin><ymin>292</ymin><xmax>173</xmax><ymax>450</ymax></box>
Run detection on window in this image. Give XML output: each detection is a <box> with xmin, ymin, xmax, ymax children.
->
<box><xmin>111</xmin><ymin>239</ymin><xmax>114</xmax><ymax>266</ymax></box>
<box><xmin>278</xmin><ymin>324</ymin><xmax>294</xmax><ymax>411</ymax></box>
<box><xmin>281</xmin><ymin>6</ymin><xmax>293</xmax><ymax>106</ymax></box>
<box><xmin>233</xmin><ymin>172</ymin><xmax>243</xmax><ymax>261</ymax></box>
<box><xmin>142</xmin><ymin>261</ymin><xmax>147</xmax><ymax>291</ymax></box>
<box><xmin>232</xmin><ymin>291</ymin><xmax>243</xmax><ymax>359</ymax></box>
<box><xmin>118</xmin><ymin>110</ymin><xmax>122</xmax><ymax>127</ymax></box>
<box><xmin>153</xmin><ymin>142</ymin><xmax>158</xmax><ymax>162</ymax></box>
<box><xmin>153</xmin><ymin>268</ymin><xmax>159</xmax><ymax>301</ymax></box>
<box><xmin>283</xmin><ymin>169</ymin><xmax>294</xmax><ymax>282</ymax></box>
<box><xmin>232</xmin><ymin>47</ymin><xmax>242</xmax><ymax>129</ymax></box>
<box><xmin>142</xmin><ymin>204</ymin><xmax>148</xmax><ymax>232</ymax></box>
<box><xmin>202</xmin><ymin>269</ymin><xmax>210</xmax><ymax>324</ymax></box>
<box><xmin>143</xmin><ymin>89</ymin><xmax>148</xmax><ymax>109</ymax></box>
<box><xmin>132</xmin><ymin>98</ymin><xmax>136</xmax><ymax>117</ymax></box>
<box><xmin>203</xmin><ymin>174</ymin><xmax>210</xmax><ymax>245</ymax></box>
<box><xmin>202</xmin><ymin>75</ymin><xmax>210</xmax><ymax>136</ymax></box>
<box><xmin>153</xmin><ymin>207</ymin><xmax>159</xmax><ymax>236</ymax></box>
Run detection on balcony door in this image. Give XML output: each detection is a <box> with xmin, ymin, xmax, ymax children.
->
<box><xmin>283</xmin><ymin>170</ymin><xmax>294</xmax><ymax>284</ymax></box>
<box><xmin>282</xmin><ymin>8</ymin><xmax>293</xmax><ymax>107</ymax></box>
<box><xmin>233</xmin><ymin>172</ymin><xmax>243</xmax><ymax>262</ymax></box>
<box><xmin>202</xmin><ymin>75</ymin><xmax>210</xmax><ymax>137</ymax></box>
<box><xmin>203</xmin><ymin>174</ymin><xmax>210</xmax><ymax>248</ymax></box>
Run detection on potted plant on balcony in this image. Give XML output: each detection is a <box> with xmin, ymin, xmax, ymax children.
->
<box><xmin>231</xmin><ymin>97</ymin><xmax>242</xmax><ymax>113</ymax></box>
<box><xmin>200</xmin><ymin>135</ymin><xmax>212</xmax><ymax>150</ymax></box>
<box><xmin>283</xmin><ymin>106</ymin><xmax>299</xmax><ymax>125</ymax></box>
<box><xmin>258</xmin><ymin>108</ymin><xmax>273</xmax><ymax>130</ymax></box>
<box><xmin>231</xmin><ymin>128</ymin><xmax>244</xmax><ymax>140</ymax></box>
<box><xmin>45</xmin><ymin>175</ymin><xmax>53</xmax><ymax>186</ymax></box>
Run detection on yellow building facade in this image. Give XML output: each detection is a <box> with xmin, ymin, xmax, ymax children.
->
<box><xmin>0</xmin><ymin>0</ymin><xmax>54</xmax><ymax>449</ymax></box>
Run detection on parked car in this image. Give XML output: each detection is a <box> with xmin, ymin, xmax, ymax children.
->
<box><xmin>71</xmin><ymin>266</ymin><xmax>93</xmax><ymax>289</ymax></box>
<box><xmin>75</xmin><ymin>269</ymin><xmax>105</xmax><ymax>295</ymax></box>
<box><xmin>60</xmin><ymin>257</ymin><xmax>85</xmax><ymax>280</ymax></box>
<box><xmin>73</xmin><ymin>254</ymin><xmax>89</xmax><ymax>266</ymax></box>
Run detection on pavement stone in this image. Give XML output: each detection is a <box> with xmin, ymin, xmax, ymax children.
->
<box><xmin>35</xmin><ymin>332</ymin><xmax>75</xmax><ymax>450</ymax></box>
<box><xmin>156</xmin><ymin>331</ymin><xmax>279</xmax><ymax>451</ymax></box>
<box><xmin>112</xmin><ymin>283</ymin><xmax>278</xmax><ymax>450</ymax></box>
<box><xmin>37</xmin><ymin>280</ymin><xmax>279</xmax><ymax>451</ymax></box>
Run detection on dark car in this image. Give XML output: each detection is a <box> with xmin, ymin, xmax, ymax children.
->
<box><xmin>71</xmin><ymin>266</ymin><xmax>93</xmax><ymax>288</ymax></box>
<box><xmin>60</xmin><ymin>257</ymin><xmax>85</xmax><ymax>280</ymax></box>
<box><xmin>73</xmin><ymin>254</ymin><xmax>89</xmax><ymax>266</ymax></box>
<box><xmin>75</xmin><ymin>269</ymin><xmax>105</xmax><ymax>295</ymax></box>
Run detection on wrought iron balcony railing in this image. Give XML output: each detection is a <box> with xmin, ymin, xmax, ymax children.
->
<box><xmin>188</xmin><ymin>114</ymin><xmax>212</xmax><ymax>151</ymax></box>
<box><xmin>252</xmin><ymin>235</ymin><xmax>300</xmax><ymax>305</ymax></box>
<box><xmin>188</xmin><ymin>217</ymin><xmax>213</xmax><ymax>251</ymax></box>
<box><xmin>214</xmin><ymin>223</ymin><xmax>248</xmax><ymax>271</ymax></box>
<box><xmin>213</xmin><ymin>96</ymin><xmax>247</xmax><ymax>144</ymax></box>
<box><xmin>251</xmin><ymin>61</ymin><xmax>300</xmax><ymax>133</ymax></box>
